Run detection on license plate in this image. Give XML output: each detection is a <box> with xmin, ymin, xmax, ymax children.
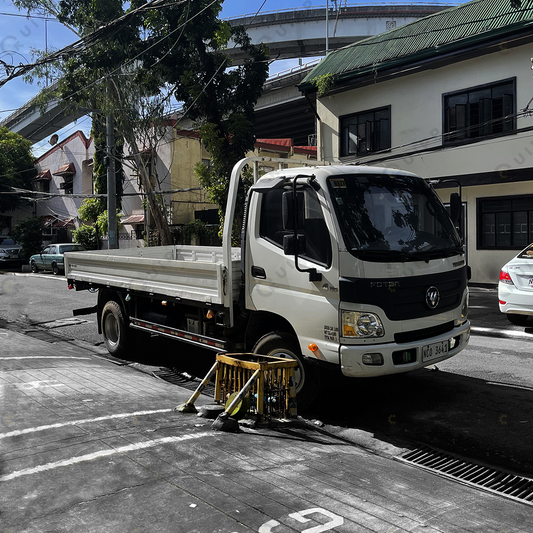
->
<box><xmin>422</xmin><ymin>340</ymin><xmax>449</xmax><ymax>362</ymax></box>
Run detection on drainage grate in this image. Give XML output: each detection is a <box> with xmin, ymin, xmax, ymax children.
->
<box><xmin>398</xmin><ymin>446</ymin><xmax>533</xmax><ymax>506</ymax></box>
<box><xmin>152</xmin><ymin>368</ymin><xmax>216</xmax><ymax>398</ymax></box>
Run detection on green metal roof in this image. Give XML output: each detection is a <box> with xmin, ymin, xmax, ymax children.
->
<box><xmin>300</xmin><ymin>0</ymin><xmax>533</xmax><ymax>92</ymax></box>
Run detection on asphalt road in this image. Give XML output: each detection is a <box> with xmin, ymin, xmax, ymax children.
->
<box><xmin>1</xmin><ymin>269</ymin><xmax>533</xmax><ymax>476</ymax></box>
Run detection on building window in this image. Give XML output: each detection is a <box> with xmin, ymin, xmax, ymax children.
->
<box><xmin>60</xmin><ymin>177</ymin><xmax>73</xmax><ymax>195</ymax></box>
<box><xmin>340</xmin><ymin>106</ymin><xmax>391</xmax><ymax>157</ymax></box>
<box><xmin>478</xmin><ymin>196</ymin><xmax>533</xmax><ymax>249</ymax></box>
<box><xmin>443</xmin><ymin>79</ymin><xmax>515</xmax><ymax>144</ymax></box>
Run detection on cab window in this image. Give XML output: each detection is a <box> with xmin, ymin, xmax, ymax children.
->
<box><xmin>259</xmin><ymin>186</ymin><xmax>332</xmax><ymax>267</ymax></box>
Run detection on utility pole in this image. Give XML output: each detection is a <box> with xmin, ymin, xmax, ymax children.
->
<box><xmin>106</xmin><ymin>113</ymin><xmax>118</xmax><ymax>249</ymax></box>
<box><xmin>326</xmin><ymin>0</ymin><xmax>329</xmax><ymax>53</ymax></box>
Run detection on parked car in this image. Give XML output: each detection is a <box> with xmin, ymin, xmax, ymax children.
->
<box><xmin>498</xmin><ymin>243</ymin><xmax>533</xmax><ymax>325</ymax></box>
<box><xmin>30</xmin><ymin>243</ymin><xmax>85</xmax><ymax>275</ymax></box>
<box><xmin>0</xmin><ymin>237</ymin><xmax>22</xmax><ymax>266</ymax></box>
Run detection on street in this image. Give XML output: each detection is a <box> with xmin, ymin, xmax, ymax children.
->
<box><xmin>1</xmin><ymin>271</ymin><xmax>533</xmax><ymax>477</ymax></box>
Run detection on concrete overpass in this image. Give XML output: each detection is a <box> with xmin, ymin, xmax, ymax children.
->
<box><xmin>1</xmin><ymin>4</ymin><xmax>449</xmax><ymax>144</ymax></box>
<box><xmin>227</xmin><ymin>3</ymin><xmax>448</xmax><ymax>62</ymax></box>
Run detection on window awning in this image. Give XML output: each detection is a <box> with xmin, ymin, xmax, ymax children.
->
<box><xmin>41</xmin><ymin>215</ymin><xmax>75</xmax><ymax>228</ymax></box>
<box><xmin>53</xmin><ymin>162</ymin><xmax>76</xmax><ymax>176</ymax></box>
<box><xmin>33</xmin><ymin>169</ymin><xmax>52</xmax><ymax>181</ymax></box>
<box><xmin>121</xmin><ymin>214</ymin><xmax>145</xmax><ymax>224</ymax></box>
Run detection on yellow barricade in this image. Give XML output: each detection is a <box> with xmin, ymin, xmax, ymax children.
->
<box><xmin>214</xmin><ymin>353</ymin><xmax>297</xmax><ymax>421</ymax></box>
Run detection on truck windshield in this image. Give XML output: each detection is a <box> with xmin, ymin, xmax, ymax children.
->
<box><xmin>328</xmin><ymin>174</ymin><xmax>462</xmax><ymax>261</ymax></box>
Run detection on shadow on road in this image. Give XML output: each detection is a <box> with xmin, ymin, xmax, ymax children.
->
<box><xmin>308</xmin><ymin>367</ymin><xmax>533</xmax><ymax>477</ymax></box>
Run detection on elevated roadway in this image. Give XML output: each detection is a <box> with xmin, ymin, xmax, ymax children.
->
<box><xmin>227</xmin><ymin>3</ymin><xmax>448</xmax><ymax>61</ymax></box>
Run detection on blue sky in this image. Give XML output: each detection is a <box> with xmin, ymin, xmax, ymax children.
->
<box><xmin>0</xmin><ymin>0</ymin><xmax>452</xmax><ymax>154</ymax></box>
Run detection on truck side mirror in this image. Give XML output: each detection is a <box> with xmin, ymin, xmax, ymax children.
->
<box><xmin>282</xmin><ymin>191</ymin><xmax>305</xmax><ymax>230</ymax></box>
<box><xmin>283</xmin><ymin>234</ymin><xmax>307</xmax><ymax>256</ymax></box>
<box><xmin>449</xmin><ymin>192</ymin><xmax>462</xmax><ymax>227</ymax></box>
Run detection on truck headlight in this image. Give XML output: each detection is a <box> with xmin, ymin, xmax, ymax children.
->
<box><xmin>342</xmin><ymin>311</ymin><xmax>384</xmax><ymax>338</ymax></box>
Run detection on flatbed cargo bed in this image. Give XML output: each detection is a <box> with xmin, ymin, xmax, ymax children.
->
<box><xmin>65</xmin><ymin>245</ymin><xmax>241</xmax><ymax>305</ymax></box>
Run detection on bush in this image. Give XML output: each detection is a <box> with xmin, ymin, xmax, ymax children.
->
<box><xmin>12</xmin><ymin>217</ymin><xmax>44</xmax><ymax>262</ymax></box>
<box><xmin>73</xmin><ymin>224</ymin><xmax>98</xmax><ymax>250</ymax></box>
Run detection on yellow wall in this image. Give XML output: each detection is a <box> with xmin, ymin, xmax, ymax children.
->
<box><xmin>170</xmin><ymin>131</ymin><xmax>317</xmax><ymax>225</ymax></box>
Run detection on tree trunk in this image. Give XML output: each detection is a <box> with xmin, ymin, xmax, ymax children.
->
<box><xmin>128</xmin><ymin>138</ymin><xmax>173</xmax><ymax>246</ymax></box>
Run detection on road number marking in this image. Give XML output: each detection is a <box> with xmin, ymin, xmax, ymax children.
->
<box><xmin>259</xmin><ymin>507</ymin><xmax>344</xmax><ymax>532</ymax></box>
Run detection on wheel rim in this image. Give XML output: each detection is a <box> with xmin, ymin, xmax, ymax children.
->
<box><xmin>264</xmin><ymin>348</ymin><xmax>305</xmax><ymax>394</ymax></box>
<box><xmin>103</xmin><ymin>313</ymin><xmax>119</xmax><ymax>347</ymax></box>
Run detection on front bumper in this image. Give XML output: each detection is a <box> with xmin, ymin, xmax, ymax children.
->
<box><xmin>340</xmin><ymin>320</ymin><xmax>470</xmax><ymax>377</ymax></box>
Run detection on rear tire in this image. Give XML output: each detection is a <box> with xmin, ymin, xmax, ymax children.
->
<box><xmin>253</xmin><ymin>331</ymin><xmax>320</xmax><ymax>411</ymax></box>
<box><xmin>51</xmin><ymin>262</ymin><xmax>59</xmax><ymax>275</ymax></box>
<box><xmin>507</xmin><ymin>313</ymin><xmax>530</xmax><ymax>326</ymax></box>
<box><xmin>101</xmin><ymin>300</ymin><xmax>130</xmax><ymax>357</ymax></box>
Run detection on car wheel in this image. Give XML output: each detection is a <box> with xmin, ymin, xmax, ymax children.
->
<box><xmin>507</xmin><ymin>313</ymin><xmax>530</xmax><ymax>326</ymax></box>
<box><xmin>51</xmin><ymin>262</ymin><xmax>60</xmax><ymax>275</ymax></box>
<box><xmin>31</xmin><ymin>261</ymin><xmax>39</xmax><ymax>273</ymax></box>
<box><xmin>253</xmin><ymin>331</ymin><xmax>321</xmax><ymax>411</ymax></box>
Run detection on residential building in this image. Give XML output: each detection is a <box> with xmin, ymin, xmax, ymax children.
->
<box><xmin>33</xmin><ymin>131</ymin><xmax>93</xmax><ymax>244</ymax></box>
<box><xmin>298</xmin><ymin>0</ymin><xmax>533</xmax><ymax>284</ymax></box>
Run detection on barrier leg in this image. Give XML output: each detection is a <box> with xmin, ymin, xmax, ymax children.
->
<box><xmin>174</xmin><ymin>361</ymin><xmax>219</xmax><ymax>413</ymax></box>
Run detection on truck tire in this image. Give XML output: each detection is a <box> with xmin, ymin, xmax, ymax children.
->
<box><xmin>101</xmin><ymin>300</ymin><xmax>132</xmax><ymax>357</ymax></box>
<box><xmin>253</xmin><ymin>331</ymin><xmax>320</xmax><ymax>411</ymax></box>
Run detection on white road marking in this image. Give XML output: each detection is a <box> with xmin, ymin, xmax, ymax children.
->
<box><xmin>471</xmin><ymin>326</ymin><xmax>533</xmax><ymax>339</ymax></box>
<box><xmin>1</xmin><ymin>431</ymin><xmax>211</xmax><ymax>482</ymax></box>
<box><xmin>1</xmin><ymin>356</ymin><xmax>92</xmax><ymax>360</ymax></box>
<box><xmin>0</xmin><ymin>408</ymin><xmax>173</xmax><ymax>439</ymax></box>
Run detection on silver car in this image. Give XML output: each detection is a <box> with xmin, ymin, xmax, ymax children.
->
<box><xmin>0</xmin><ymin>237</ymin><xmax>22</xmax><ymax>265</ymax></box>
<box><xmin>30</xmin><ymin>243</ymin><xmax>85</xmax><ymax>275</ymax></box>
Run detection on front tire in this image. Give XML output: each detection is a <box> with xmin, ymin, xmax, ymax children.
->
<box><xmin>30</xmin><ymin>261</ymin><xmax>38</xmax><ymax>273</ymax></box>
<box><xmin>507</xmin><ymin>313</ymin><xmax>530</xmax><ymax>326</ymax></box>
<box><xmin>253</xmin><ymin>331</ymin><xmax>320</xmax><ymax>411</ymax></box>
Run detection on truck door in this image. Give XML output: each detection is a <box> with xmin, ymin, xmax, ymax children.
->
<box><xmin>246</xmin><ymin>183</ymin><xmax>340</xmax><ymax>365</ymax></box>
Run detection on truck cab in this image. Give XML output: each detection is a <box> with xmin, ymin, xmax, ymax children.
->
<box><xmin>244</xmin><ymin>165</ymin><xmax>469</xmax><ymax>385</ymax></box>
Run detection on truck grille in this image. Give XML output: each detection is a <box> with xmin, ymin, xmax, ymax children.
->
<box><xmin>394</xmin><ymin>321</ymin><xmax>454</xmax><ymax>344</ymax></box>
<box><xmin>340</xmin><ymin>266</ymin><xmax>467</xmax><ymax>321</ymax></box>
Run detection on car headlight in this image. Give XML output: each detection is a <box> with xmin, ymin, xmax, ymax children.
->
<box><xmin>342</xmin><ymin>311</ymin><xmax>384</xmax><ymax>338</ymax></box>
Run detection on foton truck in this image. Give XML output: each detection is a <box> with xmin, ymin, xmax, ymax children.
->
<box><xmin>65</xmin><ymin>157</ymin><xmax>470</xmax><ymax>406</ymax></box>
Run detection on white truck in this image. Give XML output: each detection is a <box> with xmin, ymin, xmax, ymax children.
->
<box><xmin>66</xmin><ymin>157</ymin><xmax>470</xmax><ymax>406</ymax></box>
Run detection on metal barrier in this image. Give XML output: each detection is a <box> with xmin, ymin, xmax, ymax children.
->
<box><xmin>214</xmin><ymin>353</ymin><xmax>298</xmax><ymax>421</ymax></box>
<box><xmin>176</xmin><ymin>353</ymin><xmax>298</xmax><ymax>423</ymax></box>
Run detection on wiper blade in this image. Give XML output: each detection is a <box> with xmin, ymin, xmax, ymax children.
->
<box><xmin>351</xmin><ymin>247</ymin><xmax>463</xmax><ymax>262</ymax></box>
<box><xmin>351</xmin><ymin>249</ymin><xmax>420</xmax><ymax>262</ymax></box>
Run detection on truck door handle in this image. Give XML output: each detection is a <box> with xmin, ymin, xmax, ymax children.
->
<box><xmin>251</xmin><ymin>266</ymin><xmax>266</xmax><ymax>279</ymax></box>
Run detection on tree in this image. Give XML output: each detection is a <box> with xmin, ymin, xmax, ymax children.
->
<box><xmin>14</xmin><ymin>0</ymin><xmax>269</xmax><ymax>244</ymax></box>
<box><xmin>0</xmin><ymin>127</ymin><xmax>36</xmax><ymax>213</ymax></box>
<box><xmin>12</xmin><ymin>217</ymin><xmax>44</xmax><ymax>261</ymax></box>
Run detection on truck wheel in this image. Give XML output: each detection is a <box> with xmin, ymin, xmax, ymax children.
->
<box><xmin>101</xmin><ymin>300</ymin><xmax>131</xmax><ymax>357</ymax></box>
<box><xmin>253</xmin><ymin>331</ymin><xmax>320</xmax><ymax>411</ymax></box>
<box><xmin>507</xmin><ymin>313</ymin><xmax>529</xmax><ymax>326</ymax></box>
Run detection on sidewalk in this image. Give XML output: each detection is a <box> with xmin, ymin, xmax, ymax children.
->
<box><xmin>1</xmin><ymin>328</ymin><xmax>531</xmax><ymax>532</ymax></box>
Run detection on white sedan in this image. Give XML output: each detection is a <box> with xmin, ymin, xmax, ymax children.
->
<box><xmin>499</xmin><ymin>244</ymin><xmax>533</xmax><ymax>326</ymax></box>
